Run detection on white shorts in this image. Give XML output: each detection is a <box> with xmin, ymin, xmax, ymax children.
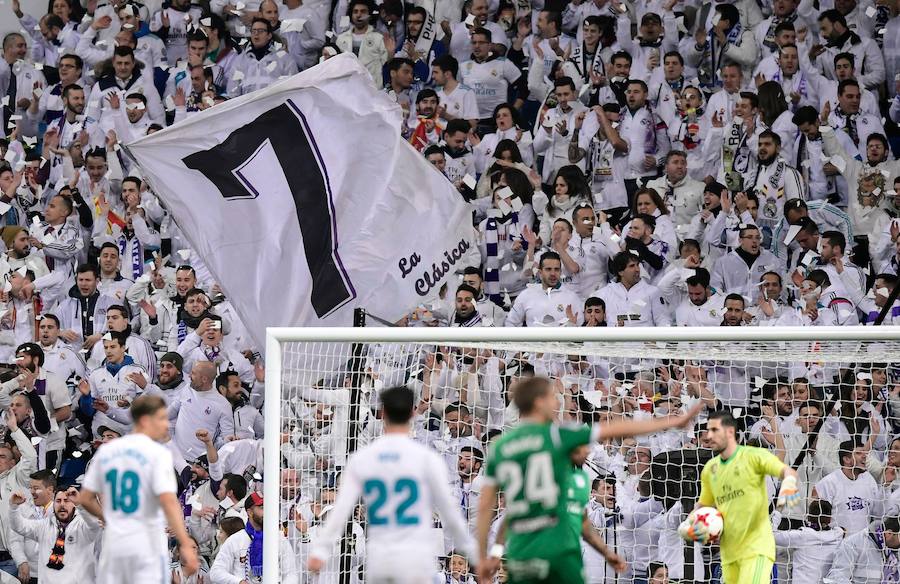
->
<box><xmin>366</xmin><ymin>544</ymin><xmax>439</xmax><ymax>584</ymax></box>
<box><xmin>97</xmin><ymin>552</ymin><xmax>169</xmax><ymax>584</ymax></box>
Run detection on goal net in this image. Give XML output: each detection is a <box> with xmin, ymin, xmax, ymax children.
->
<box><xmin>263</xmin><ymin>327</ymin><xmax>900</xmax><ymax>584</ymax></box>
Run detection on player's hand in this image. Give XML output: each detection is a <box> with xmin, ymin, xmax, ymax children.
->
<box><xmin>605</xmin><ymin>551</ymin><xmax>627</xmax><ymax>573</ymax></box>
<box><xmin>478</xmin><ymin>556</ymin><xmax>501</xmax><ymax>582</ymax></box>
<box><xmin>127</xmin><ymin>371</ymin><xmax>147</xmax><ymax>389</ymax></box>
<box><xmin>196</xmin><ymin>429</ymin><xmax>213</xmax><ymax>444</ymax></box>
<box><xmin>17</xmin><ymin>563</ymin><xmax>28</xmax><ymax>584</ymax></box>
<box><xmin>93</xmin><ymin>398</ymin><xmax>109</xmax><ymax>413</ymax></box>
<box><xmin>307</xmin><ymin>556</ymin><xmax>325</xmax><ymax>573</ymax></box>
<box><xmin>9</xmin><ymin>492</ymin><xmax>25</xmax><ymax>506</ymax></box>
<box><xmin>6</xmin><ymin>408</ymin><xmax>17</xmax><ymax>432</ymax></box>
<box><xmin>776</xmin><ymin>474</ymin><xmax>801</xmax><ymax>509</ymax></box>
<box><xmin>179</xmin><ymin>541</ymin><xmax>199</xmax><ymax>576</ymax></box>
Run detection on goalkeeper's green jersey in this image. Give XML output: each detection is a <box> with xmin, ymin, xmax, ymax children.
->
<box><xmin>699</xmin><ymin>446</ymin><xmax>786</xmax><ymax>563</ymax></box>
<box><xmin>484</xmin><ymin>422</ymin><xmax>599</xmax><ymax>560</ymax></box>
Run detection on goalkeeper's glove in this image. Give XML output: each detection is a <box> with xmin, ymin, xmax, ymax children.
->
<box><xmin>678</xmin><ymin>512</ymin><xmax>712</xmax><ymax>544</ymax></box>
<box><xmin>776</xmin><ymin>475</ymin><xmax>801</xmax><ymax>510</ymax></box>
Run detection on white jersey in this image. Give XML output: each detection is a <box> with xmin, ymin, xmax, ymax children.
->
<box><xmin>458</xmin><ymin>57</ymin><xmax>521</xmax><ymax>119</ymax></box>
<box><xmin>774</xmin><ymin>526</ymin><xmax>844</xmax><ymax>584</ymax></box>
<box><xmin>310</xmin><ymin>433</ymin><xmax>476</xmax><ymax>578</ymax></box>
<box><xmin>82</xmin><ymin>433</ymin><xmax>176</xmax><ymax>556</ymax></box>
<box><xmin>814</xmin><ymin>469</ymin><xmax>880</xmax><ymax>535</ymax></box>
<box><xmin>437</xmin><ymin>84</ymin><xmax>480</xmax><ymax>124</ymax></box>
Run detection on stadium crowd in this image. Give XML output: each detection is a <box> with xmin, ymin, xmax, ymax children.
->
<box><xmin>0</xmin><ymin>0</ymin><xmax>899</xmax><ymax>581</ymax></box>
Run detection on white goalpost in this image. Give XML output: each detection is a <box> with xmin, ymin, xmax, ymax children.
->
<box><xmin>263</xmin><ymin>326</ymin><xmax>900</xmax><ymax>584</ymax></box>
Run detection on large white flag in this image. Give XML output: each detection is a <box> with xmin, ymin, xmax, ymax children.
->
<box><xmin>124</xmin><ymin>54</ymin><xmax>474</xmax><ymax>347</ymax></box>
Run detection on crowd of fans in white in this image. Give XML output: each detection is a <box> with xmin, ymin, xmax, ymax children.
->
<box><xmin>0</xmin><ymin>0</ymin><xmax>899</xmax><ymax>581</ymax></box>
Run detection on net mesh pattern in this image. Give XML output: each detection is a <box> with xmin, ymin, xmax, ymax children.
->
<box><xmin>276</xmin><ymin>338</ymin><xmax>900</xmax><ymax>583</ymax></box>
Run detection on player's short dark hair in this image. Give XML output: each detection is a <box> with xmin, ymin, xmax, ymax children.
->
<box><xmin>106</xmin><ymin>304</ymin><xmax>130</xmax><ymax>320</ymax></box>
<box><xmin>679</xmin><ymin>239</ymin><xmax>701</xmax><ymax>254</ymax></box>
<box><xmin>380</xmin><ymin>386</ymin><xmax>415</xmax><ymax>425</ymax></box>
<box><xmin>610</xmin><ymin>251</ymin><xmax>638</xmax><ymax>280</ymax></box>
<box><xmin>59</xmin><ymin>53</ymin><xmax>83</xmax><ymax>70</ymax></box>
<box><xmin>806</xmin><ymin>269</ymin><xmax>830</xmax><ymax>289</ymax></box>
<box><xmin>774</xmin><ymin>21</ymin><xmax>795</xmax><ymax>34</ymax></box>
<box><xmin>471</xmin><ymin>26</ymin><xmax>492</xmax><ymax>42</ymax></box>
<box><xmin>432</xmin><ymin>54</ymin><xmax>459</xmax><ymax>78</ymax></box>
<box><xmin>838</xmin><ymin>79</ymin><xmax>860</xmax><ymax>96</ymax></box>
<box><xmin>456</xmin><ymin>284</ymin><xmax>478</xmax><ymax>298</ymax></box>
<box><xmin>715</xmin><ymin>3</ymin><xmax>740</xmax><ymax>27</ymax></box>
<box><xmin>415</xmin><ymin>88</ymin><xmax>438</xmax><ymax>104</ymax></box>
<box><xmin>445</xmin><ymin>119</ymin><xmax>470</xmax><ymax>136</ymax></box>
<box><xmin>125</xmin><ymin>92</ymin><xmax>147</xmax><ymax>105</ymax></box>
<box><xmin>758</xmin><ymin>129</ymin><xmax>781</xmax><ymax>146</ymax></box>
<box><xmin>685</xmin><ymin>268</ymin><xmax>711</xmax><ymax>289</ymax></box>
<box><xmin>724</xmin><ymin>293</ymin><xmax>745</xmax><ymax>308</ymax></box>
<box><xmin>808</xmin><ymin>498</ymin><xmax>831</xmax><ymax>521</ymax></box>
<box><xmin>103</xmin><ymin>330</ymin><xmax>129</xmax><ymax>347</ymax></box>
<box><xmin>220</xmin><ymin>515</ymin><xmax>245</xmax><ymax>537</ymax></box>
<box><xmin>626</xmin><ymin>79</ymin><xmax>648</xmax><ymax>93</ymax></box>
<box><xmin>821</xmin><ymin>230</ymin><xmax>846</xmax><ymax>253</ymax></box>
<box><xmin>76</xmin><ymin>263</ymin><xmax>99</xmax><ymax>278</ymax></box>
<box><xmin>387</xmin><ymin>56</ymin><xmax>415</xmax><ymax>73</ymax></box>
<box><xmin>459</xmin><ymin>445</ymin><xmax>484</xmax><ymax>463</ymax></box>
<box><xmin>663</xmin><ymin>51</ymin><xmax>683</xmax><ymax>66</ymax></box>
<box><xmin>707</xmin><ymin>410</ymin><xmax>738</xmax><ymax>430</ymax></box>
<box><xmin>834</xmin><ymin>51</ymin><xmax>854</xmax><ymax>68</ymax></box>
<box><xmin>647</xmin><ymin>563</ymin><xmax>667</xmax><ymax>579</ymax></box>
<box><xmin>554</xmin><ymin>76</ymin><xmax>576</xmax><ymax>92</ymax></box>
<box><xmin>39</xmin><ymin>313</ymin><xmax>61</xmax><ymax>328</ymax></box>
<box><xmin>512</xmin><ymin>377</ymin><xmax>551</xmax><ymax>415</ymax></box>
<box><xmin>29</xmin><ymin>469</ymin><xmax>57</xmax><ymax>488</ymax></box>
<box><xmin>633</xmin><ymin>213</ymin><xmax>656</xmax><ymax>231</ymax></box>
<box><xmin>62</xmin><ymin>83</ymin><xmax>83</xmax><ymax>100</ymax></box>
<box><xmin>216</xmin><ymin>370</ymin><xmax>240</xmax><ymax>391</ymax></box>
<box><xmin>885</xmin><ymin>516</ymin><xmax>900</xmax><ymax>533</ymax></box>
<box><xmin>819</xmin><ymin>9</ymin><xmax>846</xmax><ymax>27</ymax></box>
<box><xmin>222</xmin><ymin>473</ymin><xmax>248</xmax><ymax>500</ymax></box>
<box><xmin>610</xmin><ymin>50</ymin><xmax>631</xmax><ymax>66</ymax></box>
<box><xmin>130</xmin><ymin>394</ymin><xmax>167</xmax><ymax>423</ymax></box>
<box><xmin>796</xmin><ymin>216</ymin><xmax>818</xmax><ymax>235</ymax></box>
<box><xmin>99</xmin><ymin>241</ymin><xmax>120</xmax><ymax>256</ymax></box>
<box><xmin>838</xmin><ymin>440</ymin><xmax>859</xmax><ymax>465</ymax></box>
<box><xmin>538</xmin><ymin>251</ymin><xmax>561</xmax><ymax>269</ymax></box>
<box><xmin>585</xmin><ymin>297</ymin><xmax>605</xmax><ymax>310</ymax></box>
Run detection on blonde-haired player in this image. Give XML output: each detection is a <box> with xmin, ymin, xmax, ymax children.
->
<box><xmin>79</xmin><ymin>394</ymin><xmax>199</xmax><ymax>583</ymax></box>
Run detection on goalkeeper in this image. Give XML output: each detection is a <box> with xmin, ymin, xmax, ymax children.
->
<box><xmin>689</xmin><ymin>411</ymin><xmax>800</xmax><ymax>584</ymax></box>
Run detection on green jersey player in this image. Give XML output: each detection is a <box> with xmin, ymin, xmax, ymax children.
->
<box><xmin>476</xmin><ymin>377</ymin><xmax>701</xmax><ymax>584</ymax></box>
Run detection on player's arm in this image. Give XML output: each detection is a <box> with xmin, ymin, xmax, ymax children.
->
<box><xmin>159</xmin><ymin>492</ymin><xmax>199</xmax><ymax>576</ymax></box>
<box><xmin>695</xmin><ymin>465</ymin><xmax>715</xmax><ymax>510</ymax></box>
<box><xmin>599</xmin><ymin>402</ymin><xmax>704</xmax><ymax>440</ymax></box>
<box><xmin>475</xmin><ymin>482</ymin><xmax>499</xmax><ymax>555</ymax></box>
<box><xmin>429</xmin><ymin>455</ymin><xmax>479</xmax><ymax>565</ymax></box>
<box><xmin>307</xmin><ymin>464</ymin><xmax>363</xmax><ymax>572</ymax></box>
<box><xmin>581</xmin><ymin>512</ymin><xmax>626</xmax><ymax>573</ymax></box>
<box><xmin>77</xmin><ymin>488</ymin><xmax>104</xmax><ymax>521</ymax></box>
<box><xmin>759</xmin><ymin>449</ymin><xmax>801</xmax><ymax>509</ymax></box>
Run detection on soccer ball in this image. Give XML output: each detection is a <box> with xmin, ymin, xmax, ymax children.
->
<box><xmin>678</xmin><ymin>507</ymin><xmax>724</xmax><ymax>544</ymax></box>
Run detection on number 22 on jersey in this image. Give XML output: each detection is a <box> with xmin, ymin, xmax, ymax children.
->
<box><xmin>364</xmin><ymin>478</ymin><xmax>420</xmax><ymax>526</ymax></box>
